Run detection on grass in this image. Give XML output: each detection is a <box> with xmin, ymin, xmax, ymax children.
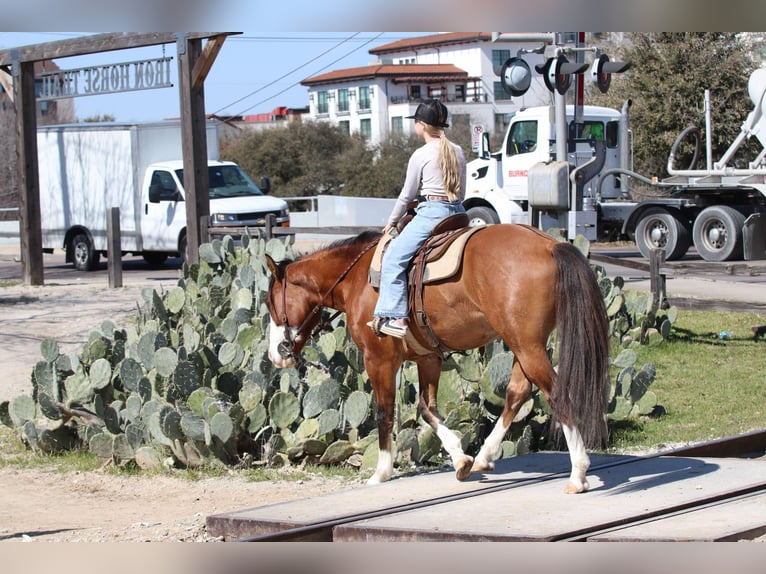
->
<box><xmin>609</xmin><ymin>308</ymin><xmax>766</xmax><ymax>451</ymax></box>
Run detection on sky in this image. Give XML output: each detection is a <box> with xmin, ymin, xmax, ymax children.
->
<box><xmin>2</xmin><ymin>0</ymin><xmax>763</xmax><ymax>123</ymax></box>
<box><xmin>0</xmin><ymin>32</ymin><xmax>428</xmax><ymax>123</ymax></box>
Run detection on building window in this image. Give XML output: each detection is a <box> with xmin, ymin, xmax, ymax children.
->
<box><xmin>494</xmin><ymin>81</ymin><xmax>512</xmax><ymax>101</ymax></box>
<box><xmin>492</xmin><ymin>49</ymin><xmax>511</xmax><ymax>70</ymax></box>
<box><xmin>317</xmin><ymin>91</ymin><xmax>329</xmax><ymax>114</ymax></box>
<box><xmin>338</xmin><ymin>88</ymin><xmax>349</xmax><ymax>112</ymax></box>
<box><xmin>360</xmin><ymin>118</ymin><xmax>371</xmax><ymax>138</ymax></box>
<box><xmin>409</xmin><ymin>85</ymin><xmax>421</xmax><ymax>101</ymax></box>
<box><xmin>359</xmin><ymin>86</ymin><xmax>371</xmax><ymax>110</ymax></box>
<box><xmin>391</xmin><ymin>116</ymin><xmax>403</xmax><ymax>133</ymax></box>
<box><xmin>428</xmin><ymin>86</ymin><xmax>444</xmax><ymax>99</ymax></box>
<box><xmin>338</xmin><ymin>120</ymin><xmax>350</xmax><ymax>135</ymax></box>
<box><xmin>455</xmin><ymin>85</ymin><xmax>465</xmax><ymax>102</ymax></box>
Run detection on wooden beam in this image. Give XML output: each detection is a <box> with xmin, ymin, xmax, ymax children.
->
<box><xmin>192</xmin><ymin>35</ymin><xmax>227</xmax><ymax>89</ymax></box>
<box><xmin>0</xmin><ymin>32</ymin><xmax>238</xmax><ymax>66</ymax></box>
<box><xmin>177</xmin><ymin>36</ymin><xmax>210</xmax><ymax>266</ymax></box>
<box><xmin>0</xmin><ymin>67</ymin><xmax>12</xmax><ymax>102</ymax></box>
<box><xmin>16</xmin><ymin>61</ymin><xmax>44</xmax><ymax>285</ymax></box>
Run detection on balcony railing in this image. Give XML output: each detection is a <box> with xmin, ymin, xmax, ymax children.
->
<box><xmin>389</xmin><ymin>93</ymin><xmax>488</xmax><ymax>104</ymax></box>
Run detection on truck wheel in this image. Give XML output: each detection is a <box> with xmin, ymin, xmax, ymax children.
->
<box><xmin>692</xmin><ymin>205</ymin><xmax>746</xmax><ymax>261</ymax></box>
<box><xmin>634</xmin><ymin>207</ymin><xmax>691</xmax><ymax>261</ymax></box>
<box><xmin>143</xmin><ymin>253</ymin><xmax>168</xmax><ymax>266</ymax></box>
<box><xmin>466</xmin><ymin>206</ymin><xmax>499</xmax><ymax>226</ymax></box>
<box><xmin>71</xmin><ymin>233</ymin><xmax>100</xmax><ymax>271</ymax></box>
<box><xmin>179</xmin><ymin>235</ymin><xmax>188</xmax><ymax>264</ymax></box>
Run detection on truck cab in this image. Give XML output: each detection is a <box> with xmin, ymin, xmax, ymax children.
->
<box><xmin>142</xmin><ymin>160</ymin><xmax>290</xmax><ymax>261</ymax></box>
<box><xmin>464</xmin><ymin>105</ymin><xmax>628</xmax><ymax>228</ymax></box>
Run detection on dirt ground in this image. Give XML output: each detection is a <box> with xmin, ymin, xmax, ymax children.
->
<box><xmin>0</xmin><ymin>263</ymin><xmax>364</xmax><ymax>543</ymax></box>
<box><xmin>0</xmin><ymin>464</ymin><xmax>360</xmax><ymax>542</ymax></box>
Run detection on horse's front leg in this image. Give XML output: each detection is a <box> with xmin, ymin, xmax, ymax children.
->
<box><xmin>365</xmin><ymin>358</ymin><xmax>399</xmax><ymax>485</ymax></box>
<box><xmin>416</xmin><ymin>354</ymin><xmax>473</xmax><ymax>481</ymax></box>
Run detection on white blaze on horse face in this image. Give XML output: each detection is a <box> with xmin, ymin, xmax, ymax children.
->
<box><xmin>267</xmin><ymin>317</ymin><xmax>297</xmax><ymax>368</ymax></box>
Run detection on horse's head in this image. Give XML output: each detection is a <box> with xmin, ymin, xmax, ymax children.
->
<box><xmin>264</xmin><ymin>254</ymin><xmax>323</xmax><ymax>369</ymax></box>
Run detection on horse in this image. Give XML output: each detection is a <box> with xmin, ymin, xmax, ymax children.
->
<box><xmin>264</xmin><ymin>224</ymin><xmax>610</xmax><ymax>493</ymax></box>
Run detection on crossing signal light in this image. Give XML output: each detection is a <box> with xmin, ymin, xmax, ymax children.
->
<box><xmin>500</xmin><ymin>57</ymin><xmax>532</xmax><ymax>97</ymax></box>
<box><xmin>535</xmin><ymin>55</ymin><xmax>589</xmax><ymax>95</ymax></box>
<box><xmin>590</xmin><ymin>54</ymin><xmax>631</xmax><ymax>93</ymax></box>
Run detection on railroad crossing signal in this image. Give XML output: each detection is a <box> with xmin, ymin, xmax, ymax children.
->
<box><xmin>590</xmin><ymin>53</ymin><xmax>631</xmax><ymax>93</ymax></box>
<box><xmin>535</xmin><ymin>54</ymin><xmax>589</xmax><ymax>95</ymax></box>
<box><xmin>498</xmin><ymin>51</ymin><xmax>629</xmax><ymax>97</ymax></box>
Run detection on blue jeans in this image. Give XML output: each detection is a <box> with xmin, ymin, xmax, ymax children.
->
<box><xmin>374</xmin><ymin>199</ymin><xmax>466</xmax><ymax>319</ymax></box>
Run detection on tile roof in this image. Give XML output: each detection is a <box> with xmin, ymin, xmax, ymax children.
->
<box><xmin>369</xmin><ymin>32</ymin><xmax>492</xmax><ymax>55</ymax></box>
<box><xmin>302</xmin><ymin>64</ymin><xmax>469</xmax><ymax>86</ymax></box>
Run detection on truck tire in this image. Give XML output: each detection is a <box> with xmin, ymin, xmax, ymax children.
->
<box><xmin>466</xmin><ymin>206</ymin><xmax>500</xmax><ymax>226</ymax></box>
<box><xmin>634</xmin><ymin>207</ymin><xmax>691</xmax><ymax>261</ymax></box>
<box><xmin>143</xmin><ymin>253</ymin><xmax>168</xmax><ymax>266</ymax></box>
<box><xmin>71</xmin><ymin>233</ymin><xmax>100</xmax><ymax>271</ymax></box>
<box><xmin>692</xmin><ymin>205</ymin><xmax>746</xmax><ymax>261</ymax></box>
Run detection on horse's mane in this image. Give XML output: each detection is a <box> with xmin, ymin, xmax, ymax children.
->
<box><xmin>296</xmin><ymin>229</ymin><xmax>382</xmax><ymax>261</ymax></box>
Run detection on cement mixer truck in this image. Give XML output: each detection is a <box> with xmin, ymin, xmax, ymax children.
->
<box><xmin>465</xmin><ymin>68</ymin><xmax>766</xmax><ymax>261</ymax></box>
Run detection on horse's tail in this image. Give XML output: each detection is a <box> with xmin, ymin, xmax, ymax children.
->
<box><xmin>550</xmin><ymin>242</ymin><xmax>610</xmax><ymax>449</ymax></box>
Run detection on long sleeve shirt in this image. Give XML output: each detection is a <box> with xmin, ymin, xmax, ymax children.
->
<box><xmin>387</xmin><ymin>139</ymin><xmax>467</xmax><ymax>226</ymax></box>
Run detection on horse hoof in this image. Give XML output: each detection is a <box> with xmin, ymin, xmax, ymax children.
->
<box><xmin>454</xmin><ymin>456</ymin><xmax>474</xmax><ymax>481</ymax></box>
<box><xmin>470</xmin><ymin>459</ymin><xmax>495</xmax><ymax>473</ymax></box>
<box><xmin>565</xmin><ymin>480</ymin><xmax>589</xmax><ymax>494</ymax></box>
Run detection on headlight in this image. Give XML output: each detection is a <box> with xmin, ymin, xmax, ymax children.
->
<box><xmin>214</xmin><ymin>213</ymin><xmax>237</xmax><ymax>222</ymax></box>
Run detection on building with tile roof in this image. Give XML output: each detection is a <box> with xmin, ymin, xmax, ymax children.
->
<box><xmin>300</xmin><ymin>32</ymin><xmax>553</xmax><ymax>145</ymax></box>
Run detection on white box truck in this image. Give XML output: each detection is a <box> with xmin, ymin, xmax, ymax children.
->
<box><xmin>37</xmin><ymin>121</ymin><xmax>290</xmax><ymax>270</ymax></box>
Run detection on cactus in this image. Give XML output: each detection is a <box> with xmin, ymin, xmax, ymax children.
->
<box><xmin>3</xmin><ymin>232</ymin><xmax>669</xmax><ymax>474</ymax></box>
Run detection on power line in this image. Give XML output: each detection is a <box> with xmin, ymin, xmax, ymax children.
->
<box><xmin>226</xmin><ymin>32</ymin><xmax>384</xmax><ymax>116</ymax></box>
<box><xmin>210</xmin><ymin>32</ymin><xmax>362</xmax><ymax>116</ymax></box>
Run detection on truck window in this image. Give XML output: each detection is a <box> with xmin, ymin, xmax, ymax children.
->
<box><xmin>506</xmin><ymin>120</ymin><xmax>538</xmax><ymax>156</ymax></box>
<box><xmin>568</xmin><ymin>121</ymin><xmax>605</xmax><ymax>142</ymax></box>
<box><xmin>606</xmin><ymin>121</ymin><xmax>619</xmax><ymax>148</ymax></box>
<box><xmin>149</xmin><ymin>170</ymin><xmax>180</xmax><ymax>201</ymax></box>
<box><xmin>175</xmin><ymin>165</ymin><xmax>265</xmax><ymax>199</ymax></box>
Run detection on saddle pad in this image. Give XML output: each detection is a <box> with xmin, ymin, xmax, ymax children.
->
<box><xmin>368</xmin><ymin>226</ymin><xmax>484</xmax><ymax>288</ymax></box>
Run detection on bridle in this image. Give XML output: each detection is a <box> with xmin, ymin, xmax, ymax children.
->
<box><xmin>272</xmin><ymin>239</ymin><xmax>379</xmax><ymax>361</ymax></box>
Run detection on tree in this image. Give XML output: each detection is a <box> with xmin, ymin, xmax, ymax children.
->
<box><xmin>220</xmin><ymin>121</ymin><xmax>467</xmax><ymax>200</ymax></box>
<box><xmin>590</xmin><ymin>33</ymin><xmax>759</xmax><ymax>182</ymax></box>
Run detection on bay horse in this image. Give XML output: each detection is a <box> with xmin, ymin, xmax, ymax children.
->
<box><xmin>264</xmin><ymin>224</ymin><xmax>610</xmax><ymax>493</ymax></box>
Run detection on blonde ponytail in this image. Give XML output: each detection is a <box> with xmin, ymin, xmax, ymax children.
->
<box><xmin>439</xmin><ymin>134</ymin><xmax>461</xmax><ymax>202</ymax></box>
<box><xmin>423</xmin><ymin>123</ymin><xmax>461</xmax><ymax>202</ymax></box>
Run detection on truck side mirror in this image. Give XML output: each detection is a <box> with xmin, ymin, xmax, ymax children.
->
<box><xmin>479</xmin><ymin>132</ymin><xmax>491</xmax><ymax>160</ymax></box>
<box><xmin>148</xmin><ymin>184</ymin><xmax>162</xmax><ymax>203</ymax></box>
<box><xmin>260</xmin><ymin>176</ymin><xmax>271</xmax><ymax>194</ymax></box>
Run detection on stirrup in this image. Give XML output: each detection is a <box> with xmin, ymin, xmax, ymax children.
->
<box><xmin>379</xmin><ymin>319</ymin><xmax>408</xmax><ymax>339</ymax></box>
<box><xmin>367</xmin><ymin>317</ymin><xmax>384</xmax><ymax>336</ymax></box>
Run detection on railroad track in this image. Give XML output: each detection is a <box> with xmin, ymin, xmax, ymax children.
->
<box><xmin>206</xmin><ymin>429</ymin><xmax>766</xmax><ymax>543</ymax></box>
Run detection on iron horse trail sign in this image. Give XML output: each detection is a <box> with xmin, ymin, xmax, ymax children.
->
<box><xmin>38</xmin><ymin>56</ymin><xmax>174</xmax><ymax>100</ymax></box>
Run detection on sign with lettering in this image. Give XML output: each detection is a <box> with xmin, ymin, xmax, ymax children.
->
<box><xmin>37</xmin><ymin>57</ymin><xmax>173</xmax><ymax>100</ymax></box>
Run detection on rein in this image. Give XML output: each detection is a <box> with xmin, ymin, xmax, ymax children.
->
<box><xmin>276</xmin><ymin>238</ymin><xmax>379</xmax><ymax>361</ymax></box>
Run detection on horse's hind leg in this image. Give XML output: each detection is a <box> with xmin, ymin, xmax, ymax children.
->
<box><xmin>416</xmin><ymin>354</ymin><xmax>474</xmax><ymax>481</ymax></box>
<box><xmin>472</xmin><ymin>359</ymin><xmax>531</xmax><ymax>474</ymax></box>
<box><xmin>488</xmin><ymin>348</ymin><xmax>591</xmax><ymax>493</ymax></box>
<box><xmin>561</xmin><ymin>424</ymin><xmax>590</xmax><ymax>493</ymax></box>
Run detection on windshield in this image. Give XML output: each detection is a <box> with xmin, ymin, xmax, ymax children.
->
<box><xmin>175</xmin><ymin>165</ymin><xmax>264</xmax><ymax>198</ymax></box>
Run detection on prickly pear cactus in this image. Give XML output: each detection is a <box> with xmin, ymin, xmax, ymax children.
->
<box><xmin>0</xmin><ymin>232</ymin><xmax>668</xmax><ymax>474</ymax></box>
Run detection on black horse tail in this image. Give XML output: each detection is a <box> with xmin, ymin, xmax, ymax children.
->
<box><xmin>549</xmin><ymin>242</ymin><xmax>610</xmax><ymax>449</ymax></box>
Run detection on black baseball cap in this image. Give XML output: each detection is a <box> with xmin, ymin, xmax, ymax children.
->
<box><xmin>406</xmin><ymin>99</ymin><xmax>449</xmax><ymax>128</ymax></box>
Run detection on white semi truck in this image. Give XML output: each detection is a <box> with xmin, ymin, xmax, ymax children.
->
<box><xmin>464</xmin><ymin>68</ymin><xmax>766</xmax><ymax>262</ymax></box>
<box><xmin>38</xmin><ymin>121</ymin><xmax>290</xmax><ymax>270</ymax></box>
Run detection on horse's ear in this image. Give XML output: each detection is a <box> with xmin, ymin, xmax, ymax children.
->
<box><xmin>265</xmin><ymin>254</ymin><xmax>281</xmax><ymax>279</ymax></box>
